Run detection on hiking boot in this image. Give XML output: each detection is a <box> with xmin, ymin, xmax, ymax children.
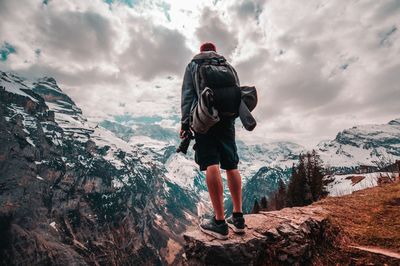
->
<box><xmin>226</xmin><ymin>214</ymin><xmax>245</xmax><ymax>234</ymax></box>
<box><xmin>199</xmin><ymin>217</ymin><xmax>229</xmax><ymax>240</ymax></box>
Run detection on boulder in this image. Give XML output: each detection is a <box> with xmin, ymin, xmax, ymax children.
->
<box><xmin>183</xmin><ymin>206</ymin><xmax>330</xmax><ymax>266</ymax></box>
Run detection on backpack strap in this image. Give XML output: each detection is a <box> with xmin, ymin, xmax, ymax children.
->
<box><xmin>192</xmin><ymin>55</ymin><xmax>227</xmax><ymax>66</ymax></box>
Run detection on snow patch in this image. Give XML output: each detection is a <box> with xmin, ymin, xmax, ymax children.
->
<box><xmin>49</xmin><ymin>221</ymin><xmax>58</xmax><ymax>231</ymax></box>
<box><xmin>325</xmin><ymin>172</ymin><xmax>397</xmax><ymax>196</ymax></box>
<box><xmin>26</xmin><ymin>137</ymin><xmax>35</xmax><ymax>147</ymax></box>
<box><xmin>165</xmin><ymin>153</ymin><xmax>199</xmax><ymax>189</ymax></box>
<box><xmin>1</xmin><ymin>73</ymin><xmax>39</xmax><ymax>102</ymax></box>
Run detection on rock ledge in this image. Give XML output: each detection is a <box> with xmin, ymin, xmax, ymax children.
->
<box><xmin>183</xmin><ymin>206</ymin><xmax>330</xmax><ymax>265</ymax></box>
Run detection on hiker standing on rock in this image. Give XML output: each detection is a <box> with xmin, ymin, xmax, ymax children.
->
<box><xmin>179</xmin><ymin>42</ymin><xmax>247</xmax><ymax>239</ymax></box>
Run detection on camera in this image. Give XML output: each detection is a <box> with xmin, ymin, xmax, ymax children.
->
<box><xmin>176</xmin><ymin>131</ymin><xmax>194</xmax><ymax>154</ymax></box>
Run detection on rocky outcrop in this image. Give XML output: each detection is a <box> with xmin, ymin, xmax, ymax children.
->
<box><xmin>183</xmin><ymin>206</ymin><xmax>331</xmax><ymax>266</ymax></box>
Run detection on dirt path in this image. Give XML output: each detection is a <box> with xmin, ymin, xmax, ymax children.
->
<box><xmin>349</xmin><ymin>245</ymin><xmax>400</xmax><ymax>260</ymax></box>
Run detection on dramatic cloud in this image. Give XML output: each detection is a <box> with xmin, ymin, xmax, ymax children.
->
<box><xmin>37</xmin><ymin>11</ymin><xmax>116</xmax><ymax>63</ymax></box>
<box><xmin>232</xmin><ymin>0</ymin><xmax>400</xmax><ymax>146</ymax></box>
<box><xmin>196</xmin><ymin>7</ymin><xmax>239</xmax><ymax>58</ymax></box>
<box><xmin>120</xmin><ymin>17</ymin><xmax>192</xmax><ymax>80</ymax></box>
<box><xmin>0</xmin><ymin>0</ymin><xmax>399</xmax><ymax>147</ymax></box>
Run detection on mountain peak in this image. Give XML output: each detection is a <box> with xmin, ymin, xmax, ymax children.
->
<box><xmin>388</xmin><ymin>118</ymin><xmax>400</xmax><ymax>126</ymax></box>
<box><xmin>317</xmin><ymin>117</ymin><xmax>400</xmax><ymax>168</ymax></box>
<box><xmin>35</xmin><ymin>76</ymin><xmax>62</xmax><ymax>92</ymax></box>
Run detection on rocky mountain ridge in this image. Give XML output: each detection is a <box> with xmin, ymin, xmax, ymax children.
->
<box><xmin>0</xmin><ymin>71</ymin><xmax>200</xmax><ymax>264</ymax></box>
<box><xmin>317</xmin><ymin>118</ymin><xmax>400</xmax><ymax>170</ymax></box>
<box><xmin>1</xmin><ymin>70</ymin><xmax>399</xmax><ymax>264</ymax></box>
<box><xmin>100</xmin><ymin>105</ymin><xmax>400</xmax><ymax>210</ymax></box>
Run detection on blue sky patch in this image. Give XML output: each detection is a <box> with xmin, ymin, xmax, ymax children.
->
<box><xmin>104</xmin><ymin>0</ymin><xmax>138</xmax><ymax>8</ymax></box>
<box><xmin>0</xmin><ymin>42</ymin><xmax>16</xmax><ymax>61</ymax></box>
<box><xmin>157</xmin><ymin>2</ymin><xmax>171</xmax><ymax>22</ymax></box>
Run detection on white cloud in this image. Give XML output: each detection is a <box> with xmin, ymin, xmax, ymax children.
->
<box><xmin>0</xmin><ymin>0</ymin><xmax>399</xmax><ymax>147</ymax></box>
<box><xmin>195</xmin><ymin>7</ymin><xmax>239</xmax><ymax>58</ymax></box>
<box><xmin>234</xmin><ymin>0</ymin><xmax>400</xmax><ymax>147</ymax></box>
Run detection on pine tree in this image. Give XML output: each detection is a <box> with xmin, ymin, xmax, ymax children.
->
<box><xmin>275</xmin><ymin>178</ymin><xmax>287</xmax><ymax>210</ymax></box>
<box><xmin>301</xmin><ymin>153</ymin><xmax>315</xmax><ymax>205</ymax></box>
<box><xmin>309</xmin><ymin>150</ymin><xmax>326</xmax><ymax>201</ymax></box>
<box><xmin>260</xmin><ymin>196</ymin><xmax>268</xmax><ymax>210</ymax></box>
<box><xmin>251</xmin><ymin>199</ymin><xmax>260</xmax><ymax>214</ymax></box>
<box><xmin>286</xmin><ymin>152</ymin><xmax>325</xmax><ymax>207</ymax></box>
<box><xmin>286</xmin><ymin>164</ymin><xmax>297</xmax><ymax>207</ymax></box>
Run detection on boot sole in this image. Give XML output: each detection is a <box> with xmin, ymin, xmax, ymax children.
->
<box><xmin>199</xmin><ymin>225</ymin><xmax>228</xmax><ymax>240</ymax></box>
<box><xmin>228</xmin><ymin>223</ymin><xmax>245</xmax><ymax>234</ymax></box>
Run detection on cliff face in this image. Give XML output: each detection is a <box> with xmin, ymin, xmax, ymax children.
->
<box><xmin>183</xmin><ymin>206</ymin><xmax>330</xmax><ymax>266</ymax></box>
<box><xmin>0</xmin><ymin>71</ymin><xmax>199</xmax><ymax>265</ymax></box>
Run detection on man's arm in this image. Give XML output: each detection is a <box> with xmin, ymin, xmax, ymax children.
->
<box><xmin>181</xmin><ymin>63</ymin><xmax>196</xmax><ymax>131</ymax></box>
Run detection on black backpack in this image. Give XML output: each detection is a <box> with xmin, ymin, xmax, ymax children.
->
<box><xmin>194</xmin><ymin>57</ymin><xmax>241</xmax><ymax>117</ymax></box>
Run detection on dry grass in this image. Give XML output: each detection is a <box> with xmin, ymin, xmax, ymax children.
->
<box><xmin>315</xmin><ymin>182</ymin><xmax>400</xmax><ymax>252</ymax></box>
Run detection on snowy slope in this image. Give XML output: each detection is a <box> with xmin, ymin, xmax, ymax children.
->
<box><xmin>325</xmin><ymin>172</ymin><xmax>399</xmax><ymax>197</ymax></box>
<box><xmin>318</xmin><ymin>119</ymin><xmax>400</xmax><ymax>196</ymax></box>
<box><xmin>1</xmin><ymin>71</ymin><xmax>210</xmax><ymax>264</ymax></box>
<box><xmin>96</xmin><ymin>91</ymin><xmax>399</xmax><ymax>204</ymax></box>
<box><xmin>237</xmin><ymin>141</ymin><xmax>305</xmax><ymax>179</ymax></box>
<box><xmin>97</xmin><ymin>114</ymin><xmax>308</xmax><ymax>207</ymax></box>
<box><xmin>317</xmin><ymin>119</ymin><xmax>400</xmax><ymax>168</ymax></box>
<box><xmin>1</xmin><ymin>70</ymin><xmax>201</xmax><ymax>214</ymax></box>
<box><xmin>1</xmin><ymin>71</ymin><xmax>40</xmax><ymax>102</ymax></box>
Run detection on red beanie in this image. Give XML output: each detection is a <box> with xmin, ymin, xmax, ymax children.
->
<box><xmin>200</xmin><ymin>42</ymin><xmax>216</xmax><ymax>52</ymax></box>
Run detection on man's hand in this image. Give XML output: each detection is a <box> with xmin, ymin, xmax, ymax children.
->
<box><xmin>180</xmin><ymin>129</ymin><xmax>187</xmax><ymax>139</ymax></box>
<box><xmin>180</xmin><ymin>129</ymin><xmax>193</xmax><ymax>139</ymax></box>
<box><xmin>177</xmin><ymin>125</ymin><xmax>194</xmax><ymax>154</ymax></box>
<box><xmin>180</xmin><ymin>124</ymin><xmax>192</xmax><ymax>139</ymax></box>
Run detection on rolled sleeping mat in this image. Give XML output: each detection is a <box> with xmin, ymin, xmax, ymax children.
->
<box><xmin>191</xmin><ymin>88</ymin><xmax>220</xmax><ymax>134</ymax></box>
<box><xmin>239</xmin><ymin>100</ymin><xmax>257</xmax><ymax>131</ymax></box>
<box><xmin>240</xmin><ymin>86</ymin><xmax>258</xmax><ymax>112</ymax></box>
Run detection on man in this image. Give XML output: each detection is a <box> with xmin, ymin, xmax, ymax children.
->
<box><xmin>180</xmin><ymin>42</ymin><xmax>245</xmax><ymax>239</ymax></box>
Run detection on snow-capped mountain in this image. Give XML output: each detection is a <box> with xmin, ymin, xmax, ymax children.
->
<box><xmin>0</xmin><ymin>71</ymin><xmax>200</xmax><ymax>265</ymax></box>
<box><xmin>236</xmin><ymin>140</ymin><xmax>305</xmax><ymax>178</ymax></box>
<box><xmin>98</xmin><ymin>114</ymin><xmax>307</xmax><ymax>212</ymax></box>
<box><xmin>238</xmin><ymin>166</ymin><xmax>291</xmax><ymax>213</ymax></box>
<box><xmin>100</xmin><ymin>116</ymin><xmax>306</xmax><ymax>179</ymax></box>
<box><xmin>317</xmin><ymin>119</ymin><xmax>400</xmax><ymax>170</ymax></box>
<box><xmin>99</xmin><ymin>102</ymin><xmax>400</xmax><ymax>210</ymax></box>
<box><xmin>2</xmin><ymin>70</ymin><xmax>398</xmax><ymax>264</ymax></box>
<box><xmin>315</xmin><ymin>119</ymin><xmax>400</xmax><ymax>197</ymax></box>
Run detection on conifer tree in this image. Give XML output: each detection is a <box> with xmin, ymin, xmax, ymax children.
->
<box><xmin>275</xmin><ymin>178</ymin><xmax>287</xmax><ymax>210</ymax></box>
<box><xmin>286</xmin><ymin>164</ymin><xmax>297</xmax><ymax>207</ymax></box>
<box><xmin>260</xmin><ymin>196</ymin><xmax>268</xmax><ymax>210</ymax></box>
<box><xmin>286</xmin><ymin>151</ymin><xmax>325</xmax><ymax>207</ymax></box>
<box><xmin>309</xmin><ymin>150</ymin><xmax>326</xmax><ymax>200</ymax></box>
<box><xmin>251</xmin><ymin>199</ymin><xmax>260</xmax><ymax>214</ymax></box>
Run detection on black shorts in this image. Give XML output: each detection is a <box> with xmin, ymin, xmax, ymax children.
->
<box><xmin>194</xmin><ymin>118</ymin><xmax>239</xmax><ymax>171</ymax></box>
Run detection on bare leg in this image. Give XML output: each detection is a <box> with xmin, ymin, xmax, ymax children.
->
<box><xmin>226</xmin><ymin>169</ymin><xmax>242</xmax><ymax>213</ymax></box>
<box><xmin>206</xmin><ymin>164</ymin><xmax>225</xmax><ymax>220</ymax></box>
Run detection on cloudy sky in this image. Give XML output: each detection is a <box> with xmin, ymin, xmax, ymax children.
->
<box><xmin>1</xmin><ymin>0</ymin><xmax>399</xmax><ymax>147</ymax></box>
